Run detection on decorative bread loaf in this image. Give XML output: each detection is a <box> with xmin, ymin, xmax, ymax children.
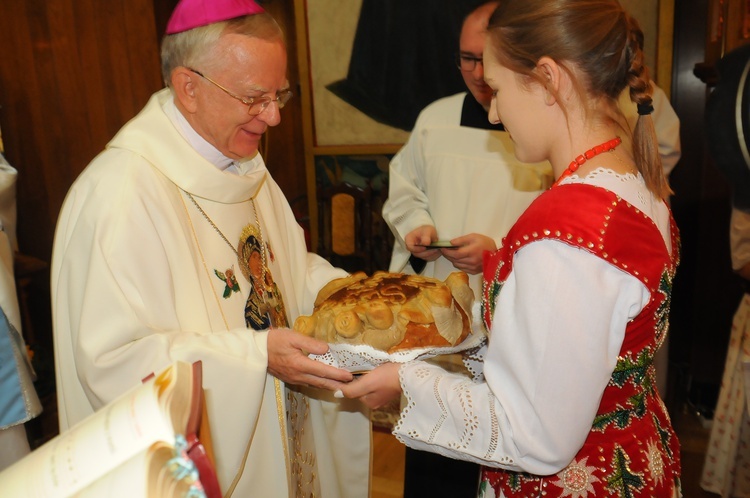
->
<box><xmin>294</xmin><ymin>271</ymin><xmax>474</xmax><ymax>353</ymax></box>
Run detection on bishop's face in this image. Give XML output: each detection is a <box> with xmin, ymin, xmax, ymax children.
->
<box><xmin>190</xmin><ymin>33</ymin><xmax>289</xmax><ymax>160</ymax></box>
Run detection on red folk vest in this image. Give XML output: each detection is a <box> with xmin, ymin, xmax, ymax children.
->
<box><xmin>480</xmin><ymin>184</ymin><xmax>681</xmax><ymax>497</ymax></box>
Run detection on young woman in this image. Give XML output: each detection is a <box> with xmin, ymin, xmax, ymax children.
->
<box><xmin>341</xmin><ymin>1</ymin><xmax>681</xmax><ymax>496</ymax></box>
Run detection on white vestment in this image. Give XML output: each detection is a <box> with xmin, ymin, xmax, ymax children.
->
<box><xmin>51</xmin><ymin>89</ymin><xmax>370</xmax><ymax>498</ymax></box>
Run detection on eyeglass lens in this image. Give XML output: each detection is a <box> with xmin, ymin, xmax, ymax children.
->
<box><xmin>457</xmin><ymin>54</ymin><xmax>483</xmax><ymax>71</ymax></box>
<box><xmin>188</xmin><ymin>68</ymin><xmax>293</xmax><ymax>116</ymax></box>
<box><xmin>246</xmin><ymin>90</ymin><xmax>293</xmax><ymax>115</ymax></box>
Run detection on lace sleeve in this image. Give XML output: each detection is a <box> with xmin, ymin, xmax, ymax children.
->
<box><xmin>393</xmin><ymin>361</ymin><xmax>520</xmax><ymax>471</ymax></box>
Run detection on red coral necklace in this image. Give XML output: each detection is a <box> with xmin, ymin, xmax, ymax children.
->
<box><xmin>552</xmin><ymin>137</ymin><xmax>622</xmax><ymax>188</ymax></box>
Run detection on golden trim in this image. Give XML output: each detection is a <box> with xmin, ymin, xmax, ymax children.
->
<box><xmin>275</xmin><ymin>377</ymin><xmax>292</xmax><ymax>489</ymax></box>
<box><xmin>311</xmin><ymin>144</ymin><xmax>403</xmax><ymax>156</ymax></box>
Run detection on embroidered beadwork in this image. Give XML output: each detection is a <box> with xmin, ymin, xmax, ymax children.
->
<box><xmin>654</xmin><ymin>270</ymin><xmax>673</xmax><ymax>347</ymax></box>
<box><xmin>606</xmin><ymin>445</ymin><xmax>645</xmax><ymax>495</ymax></box>
<box><xmin>551</xmin><ymin>456</ymin><xmax>600</xmax><ymax>497</ymax></box>
<box><xmin>647</xmin><ymin>439</ymin><xmax>666</xmax><ymax>486</ymax></box>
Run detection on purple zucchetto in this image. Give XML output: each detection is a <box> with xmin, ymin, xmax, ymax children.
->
<box><xmin>165</xmin><ymin>0</ymin><xmax>265</xmax><ymax>34</ymax></box>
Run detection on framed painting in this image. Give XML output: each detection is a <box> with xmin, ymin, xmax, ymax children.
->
<box><xmin>294</xmin><ymin>0</ymin><xmax>483</xmax><ymax>244</ymax></box>
<box><xmin>294</xmin><ymin>0</ymin><xmax>485</xmax><ymax>153</ymax></box>
<box><xmin>295</xmin><ymin>0</ymin><xmax>408</xmax><ymax>152</ymax></box>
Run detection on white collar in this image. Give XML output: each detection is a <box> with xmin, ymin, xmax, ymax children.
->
<box><xmin>163</xmin><ymin>95</ymin><xmax>252</xmax><ymax>173</ymax></box>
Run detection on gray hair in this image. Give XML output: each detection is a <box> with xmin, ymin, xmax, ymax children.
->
<box><xmin>160</xmin><ymin>12</ymin><xmax>285</xmax><ymax>87</ymax></box>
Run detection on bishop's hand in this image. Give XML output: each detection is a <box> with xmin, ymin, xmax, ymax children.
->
<box><xmin>266</xmin><ymin>327</ymin><xmax>354</xmax><ymax>391</ymax></box>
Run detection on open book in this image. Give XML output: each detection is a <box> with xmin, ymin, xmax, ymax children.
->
<box><xmin>0</xmin><ymin>361</ymin><xmax>221</xmax><ymax>498</ymax></box>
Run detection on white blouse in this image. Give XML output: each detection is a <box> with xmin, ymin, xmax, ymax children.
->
<box><xmin>393</xmin><ymin>168</ymin><xmax>673</xmax><ymax>475</ymax></box>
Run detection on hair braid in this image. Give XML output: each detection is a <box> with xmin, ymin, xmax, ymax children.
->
<box><xmin>624</xmin><ymin>14</ymin><xmax>672</xmax><ymax>199</ymax></box>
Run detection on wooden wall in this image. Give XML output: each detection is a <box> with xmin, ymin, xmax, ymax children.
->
<box><xmin>0</xmin><ymin>0</ymin><xmax>162</xmax><ymax>262</ymax></box>
<box><xmin>256</xmin><ymin>0</ymin><xmax>309</xmax><ymax>219</ymax></box>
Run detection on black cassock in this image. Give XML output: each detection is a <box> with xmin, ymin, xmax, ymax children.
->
<box><xmin>706</xmin><ymin>43</ymin><xmax>750</xmax><ymax>210</ymax></box>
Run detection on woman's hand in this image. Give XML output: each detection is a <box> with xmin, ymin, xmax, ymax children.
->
<box><xmin>340</xmin><ymin>362</ymin><xmax>403</xmax><ymax>410</ymax></box>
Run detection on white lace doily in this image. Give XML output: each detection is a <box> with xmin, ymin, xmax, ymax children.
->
<box><xmin>309</xmin><ymin>317</ymin><xmax>487</xmax><ymax>373</ymax></box>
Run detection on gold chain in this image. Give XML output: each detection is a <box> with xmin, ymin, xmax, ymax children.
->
<box><xmin>184</xmin><ymin>190</ymin><xmax>268</xmax><ymax>293</ymax></box>
<box><xmin>185</xmin><ymin>191</ymin><xmax>239</xmax><ymax>257</ymax></box>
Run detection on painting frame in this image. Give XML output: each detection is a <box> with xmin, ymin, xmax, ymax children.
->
<box><xmin>294</xmin><ymin>0</ymin><xmax>410</xmax><ymax>153</ymax></box>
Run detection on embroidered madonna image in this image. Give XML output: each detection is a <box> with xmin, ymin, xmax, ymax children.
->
<box><xmin>238</xmin><ymin>224</ymin><xmax>288</xmax><ymax>329</ymax></box>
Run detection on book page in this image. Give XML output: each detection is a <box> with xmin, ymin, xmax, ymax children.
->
<box><xmin>73</xmin><ymin>442</ymin><xmax>192</xmax><ymax>498</ymax></box>
<box><xmin>0</xmin><ymin>362</ymin><xmax>192</xmax><ymax>497</ymax></box>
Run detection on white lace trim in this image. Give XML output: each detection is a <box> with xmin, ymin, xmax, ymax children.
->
<box><xmin>563</xmin><ymin>166</ymin><xmax>639</xmax><ymax>182</ymax></box>
<box><xmin>309</xmin><ymin>318</ymin><xmax>487</xmax><ymax>372</ymax></box>
<box><xmin>394</xmin><ymin>361</ymin><xmax>513</xmax><ymax>468</ymax></box>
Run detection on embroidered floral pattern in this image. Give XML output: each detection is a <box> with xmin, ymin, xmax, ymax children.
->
<box><xmin>654</xmin><ymin>414</ymin><xmax>675</xmax><ymax>459</ymax></box>
<box><xmin>507</xmin><ymin>472</ymin><xmax>522</xmax><ymax>493</ymax></box>
<box><xmin>593</xmin><ymin>350</ymin><xmax>653</xmax><ymax>431</ymax></box>
<box><xmin>610</xmin><ymin>350</ymin><xmax>653</xmax><ymax>389</ymax></box>
<box><xmin>654</xmin><ymin>269</ymin><xmax>673</xmax><ymax>347</ymax></box>
<box><xmin>551</xmin><ymin>457</ymin><xmax>600</xmax><ymax>497</ymax></box>
<box><xmin>647</xmin><ymin>439</ymin><xmax>666</xmax><ymax>486</ymax></box>
<box><xmin>606</xmin><ymin>445</ymin><xmax>645</xmax><ymax>497</ymax></box>
<box><xmin>481</xmin><ymin>276</ymin><xmax>503</xmax><ymax>332</ymax></box>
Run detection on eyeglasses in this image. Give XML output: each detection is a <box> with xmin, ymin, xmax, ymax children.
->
<box><xmin>456</xmin><ymin>53</ymin><xmax>484</xmax><ymax>72</ymax></box>
<box><xmin>188</xmin><ymin>68</ymin><xmax>293</xmax><ymax>115</ymax></box>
